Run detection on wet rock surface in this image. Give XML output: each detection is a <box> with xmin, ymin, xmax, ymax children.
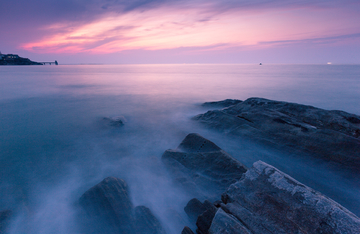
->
<box><xmin>175</xmin><ymin>135</ymin><xmax>360</xmax><ymax>234</ymax></box>
<box><xmin>161</xmin><ymin>133</ymin><xmax>247</xmax><ymax>198</ymax></box>
<box><xmin>214</xmin><ymin>161</ymin><xmax>360</xmax><ymax>234</ymax></box>
<box><xmin>194</xmin><ymin>97</ymin><xmax>360</xmax><ymax>170</ymax></box>
<box><xmin>79</xmin><ymin>177</ymin><xmax>166</xmax><ymax>234</ymax></box>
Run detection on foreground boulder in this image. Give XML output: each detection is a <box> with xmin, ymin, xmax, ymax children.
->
<box><xmin>162</xmin><ymin>133</ymin><xmax>247</xmax><ymax>198</ymax></box>
<box><xmin>206</xmin><ymin>161</ymin><xmax>360</xmax><ymax>234</ymax></box>
<box><xmin>194</xmin><ymin>98</ymin><xmax>360</xmax><ymax>170</ymax></box>
<box><xmin>79</xmin><ymin>177</ymin><xmax>165</xmax><ymax>234</ymax></box>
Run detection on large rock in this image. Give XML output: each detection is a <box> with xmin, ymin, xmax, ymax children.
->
<box><xmin>217</xmin><ymin>161</ymin><xmax>360</xmax><ymax>234</ymax></box>
<box><xmin>79</xmin><ymin>177</ymin><xmax>134</xmax><ymax>234</ymax></box>
<box><xmin>162</xmin><ymin>133</ymin><xmax>247</xmax><ymax>198</ymax></box>
<box><xmin>194</xmin><ymin>98</ymin><xmax>360</xmax><ymax>170</ymax></box>
<box><xmin>79</xmin><ymin>177</ymin><xmax>166</xmax><ymax>234</ymax></box>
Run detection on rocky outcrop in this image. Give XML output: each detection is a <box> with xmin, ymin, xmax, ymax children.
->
<box><xmin>102</xmin><ymin>116</ymin><xmax>126</xmax><ymax>127</ymax></box>
<box><xmin>79</xmin><ymin>177</ymin><xmax>166</xmax><ymax>234</ymax></box>
<box><xmin>194</xmin><ymin>98</ymin><xmax>360</xmax><ymax>170</ymax></box>
<box><xmin>201</xmin><ymin>99</ymin><xmax>242</xmax><ymax>108</ymax></box>
<box><xmin>0</xmin><ymin>210</ymin><xmax>12</xmax><ymax>234</ymax></box>
<box><xmin>162</xmin><ymin>133</ymin><xmax>247</xmax><ymax>198</ymax></box>
<box><xmin>207</xmin><ymin>161</ymin><xmax>360</xmax><ymax>234</ymax></box>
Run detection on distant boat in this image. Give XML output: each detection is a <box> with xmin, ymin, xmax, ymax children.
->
<box><xmin>259</xmin><ymin>63</ymin><xmax>262</xmax><ymax>65</ymax></box>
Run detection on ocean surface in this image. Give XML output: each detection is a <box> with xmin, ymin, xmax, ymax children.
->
<box><xmin>0</xmin><ymin>64</ymin><xmax>359</xmax><ymax>233</ymax></box>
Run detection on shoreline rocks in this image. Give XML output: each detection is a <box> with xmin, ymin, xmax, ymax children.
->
<box><xmin>174</xmin><ymin>135</ymin><xmax>360</xmax><ymax>234</ymax></box>
<box><xmin>162</xmin><ymin>133</ymin><xmax>247</xmax><ymax>198</ymax></box>
<box><xmin>193</xmin><ymin>98</ymin><xmax>360</xmax><ymax>171</ymax></box>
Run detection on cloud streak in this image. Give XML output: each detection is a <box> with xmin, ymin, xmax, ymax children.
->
<box><xmin>1</xmin><ymin>0</ymin><xmax>360</xmax><ymax>63</ymax></box>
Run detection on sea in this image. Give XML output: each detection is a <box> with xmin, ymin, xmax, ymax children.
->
<box><xmin>0</xmin><ymin>64</ymin><xmax>359</xmax><ymax>233</ymax></box>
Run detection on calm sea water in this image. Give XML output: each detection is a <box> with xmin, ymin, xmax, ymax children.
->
<box><xmin>0</xmin><ymin>64</ymin><xmax>359</xmax><ymax>233</ymax></box>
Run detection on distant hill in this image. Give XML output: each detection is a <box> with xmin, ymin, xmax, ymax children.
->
<box><xmin>0</xmin><ymin>53</ymin><xmax>43</xmax><ymax>65</ymax></box>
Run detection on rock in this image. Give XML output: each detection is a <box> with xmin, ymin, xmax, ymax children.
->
<box><xmin>184</xmin><ymin>199</ymin><xmax>215</xmax><ymax>224</ymax></box>
<box><xmin>195</xmin><ymin>202</ymin><xmax>217</xmax><ymax>234</ymax></box>
<box><xmin>208</xmin><ymin>208</ymin><xmax>251</xmax><ymax>234</ymax></box>
<box><xmin>79</xmin><ymin>177</ymin><xmax>134</xmax><ymax>234</ymax></box>
<box><xmin>181</xmin><ymin>226</ymin><xmax>195</xmax><ymax>234</ymax></box>
<box><xmin>194</xmin><ymin>98</ymin><xmax>360</xmax><ymax>170</ymax></box>
<box><xmin>184</xmin><ymin>198</ymin><xmax>208</xmax><ymax>223</ymax></box>
<box><xmin>134</xmin><ymin>206</ymin><xmax>166</xmax><ymax>234</ymax></box>
<box><xmin>103</xmin><ymin>116</ymin><xmax>126</xmax><ymax>127</ymax></box>
<box><xmin>0</xmin><ymin>210</ymin><xmax>12</xmax><ymax>234</ymax></box>
<box><xmin>162</xmin><ymin>133</ymin><xmax>247</xmax><ymax>198</ymax></box>
<box><xmin>201</xmin><ymin>99</ymin><xmax>242</xmax><ymax>108</ymax></box>
<box><xmin>219</xmin><ymin>161</ymin><xmax>360</xmax><ymax>233</ymax></box>
<box><xmin>79</xmin><ymin>177</ymin><xmax>166</xmax><ymax>234</ymax></box>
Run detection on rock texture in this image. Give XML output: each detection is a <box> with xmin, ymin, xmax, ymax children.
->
<box><xmin>79</xmin><ymin>177</ymin><xmax>166</xmax><ymax>234</ymax></box>
<box><xmin>213</xmin><ymin>161</ymin><xmax>360</xmax><ymax>234</ymax></box>
<box><xmin>134</xmin><ymin>206</ymin><xmax>166</xmax><ymax>234</ymax></box>
<box><xmin>0</xmin><ymin>210</ymin><xmax>12</xmax><ymax>234</ymax></box>
<box><xmin>162</xmin><ymin>133</ymin><xmax>247</xmax><ymax>198</ymax></box>
<box><xmin>194</xmin><ymin>98</ymin><xmax>360</xmax><ymax>170</ymax></box>
<box><xmin>181</xmin><ymin>226</ymin><xmax>195</xmax><ymax>234</ymax></box>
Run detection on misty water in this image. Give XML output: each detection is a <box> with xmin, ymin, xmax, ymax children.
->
<box><xmin>1</xmin><ymin>64</ymin><xmax>359</xmax><ymax>233</ymax></box>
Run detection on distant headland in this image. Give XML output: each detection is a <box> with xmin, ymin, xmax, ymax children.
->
<box><xmin>0</xmin><ymin>52</ymin><xmax>58</xmax><ymax>65</ymax></box>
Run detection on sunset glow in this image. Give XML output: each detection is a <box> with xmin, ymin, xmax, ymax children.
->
<box><xmin>2</xmin><ymin>0</ymin><xmax>360</xmax><ymax>63</ymax></box>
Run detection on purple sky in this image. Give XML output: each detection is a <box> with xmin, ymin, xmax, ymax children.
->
<box><xmin>1</xmin><ymin>0</ymin><xmax>360</xmax><ymax>64</ymax></box>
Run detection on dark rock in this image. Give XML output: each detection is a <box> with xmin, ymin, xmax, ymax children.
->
<box><xmin>79</xmin><ymin>177</ymin><xmax>134</xmax><ymax>234</ymax></box>
<box><xmin>103</xmin><ymin>116</ymin><xmax>126</xmax><ymax>127</ymax></box>
<box><xmin>79</xmin><ymin>177</ymin><xmax>167</xmax><ymax>234</ymax></box>
<box><xmin>194</xmin><ymin>98</ymin><xmax>360</xmax><ymax>170</ymax></box>
<box><xmin>219</xmin><ymin>161</ymin><xmax>360</xmax><ymax>233</ymax></box>
<box><xmin>196</xmin><ymin>202</ymin><xmax>217</xmax><ymax>234</ymax></box>
<box><xmin>0</xmin><ymin>210</ymin><xmax>12</xmax><ymax>234</ymax></box>
<box><xmin>208</xmin><ymin>208</ymin><xmax>251</xmax><ymax>234</ymax></box>
<box><xmin>134</xmin><ymin>206</ymin><xmax>166</xmax><ymax>234</ymax></box>
<box><xmin>162</xmin><ymin>133</ymin><xmax>247</xmax><ymax>198</ymax></box>
<box><xmin>201</xmin><ymin>99</ymin><xmax>242</xmax><ymax>108</ymax></box>
<box><xmin>184</xmin><ymin>198</ymin><xmax>207</xmax><ymax>223</ymax></box>
<box><xmin>184</xmin><ymin>199</ymin><xmax>216</xmax><ymax>224</ymax></box>
<box><xmin>181</xmin><ymin>226</ymin><xmax>195</xmax><ymax>234</ymax></box>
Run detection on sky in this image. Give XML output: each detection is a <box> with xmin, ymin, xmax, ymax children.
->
<box><xmin>1</xmin><ymin>0</ymin><xmax>360</xmax><ymax>64</ymax></box>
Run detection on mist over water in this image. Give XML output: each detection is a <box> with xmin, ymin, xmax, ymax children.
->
<box><xmin>0</xmin><ymin>64</ymin><xmax>359</xmax><ymax>233</ymax></box>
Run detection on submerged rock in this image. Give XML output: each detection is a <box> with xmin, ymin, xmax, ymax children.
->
<box><xmin>194</xmin><ymin>98</ymin><xmax>360</xmax><ymax>170</ymax></box>
<box><xmin>215</xmin><ymin>161</ymin><xmax>360</xmax><ymax>234</ymax></box>
<box><xmin>79</xmin><ymin>177</ymin><xmax>166</xmax><ymax>234</ymax></box>
<box><xmin>103</xmin><ymin>116</ymin><xmax>126</xmax><ymax>127</ymax></box>
<box><xmin>162</xmin><ymin>133</ymin><xmax>247</xmax><ymax>198</ymax></box>
<box><xmin>0</xmin><ymin>210</ymin><xmax>12</xmax><ymax>234</ymax></box>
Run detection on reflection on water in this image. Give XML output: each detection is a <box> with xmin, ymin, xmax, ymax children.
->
<box><xmin>0</xmin><ymin>64</ymin><xmax>359</xmax><ymax>233</ymax></box>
